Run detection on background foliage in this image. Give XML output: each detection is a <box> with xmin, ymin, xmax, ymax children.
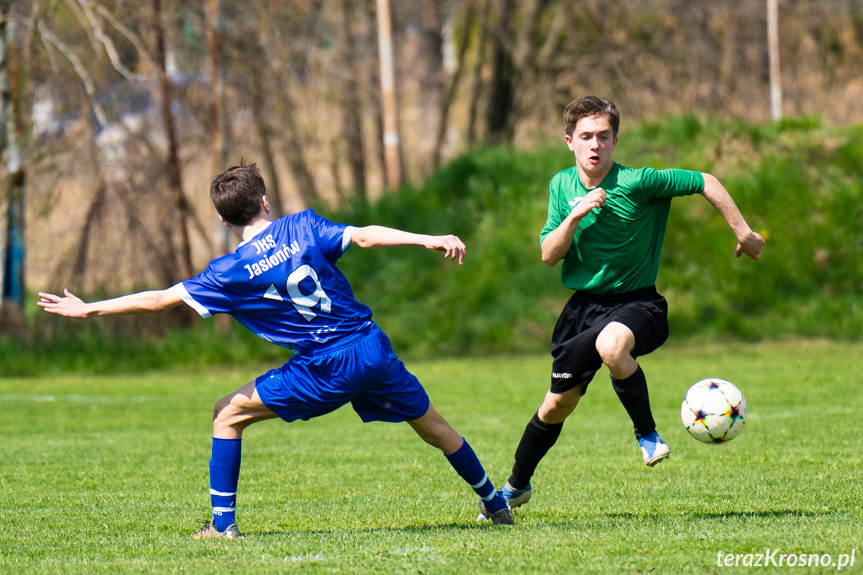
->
<box><xmin>4</xmin><ymin>0</ymin><xmax>863</xmax><ymax>302</ymax></box>
<box><xmin>5</xmin><ymin>116</ymin><xmax>862</xmax><ymax>375</ymax></box>
<box><xmin>337</xmin><ymin>115</ymin><xmax>863</xmax><ymax>354</ymax></box>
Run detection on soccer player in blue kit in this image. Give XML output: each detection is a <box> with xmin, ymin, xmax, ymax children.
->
<box><xmin>38</xmin><ymin>163</ymin><xmax>514</xmax><ymax>538</ymax></box>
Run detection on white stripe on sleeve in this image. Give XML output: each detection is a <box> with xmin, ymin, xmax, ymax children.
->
<box><xmin>342</xmin><ymin>226</ymin><xmax>355</xmax><ymax>253</ymax></box>
<box><xmin>171</xmin><ymin>283</ymin><xmax>211</xmax><ymax>319</ymax></box>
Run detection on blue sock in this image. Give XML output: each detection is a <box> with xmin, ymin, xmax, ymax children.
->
<box><xmin>209</xmin><ymin>437</ymin><xmax>241</xmax><ymax>532</ymax></box>
<box><xmin>444</xmin><ymin>438</ymin><xmax>507</xmax><ymax>514</ymax></box>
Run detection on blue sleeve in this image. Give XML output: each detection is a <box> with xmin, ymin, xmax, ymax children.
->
<box><xmin>176</xmin><ymin>263</ymin><xmax>233</xmax><ymax>317</ymax></box>
<box><xmin>308</xmin><ymin>210</ymin><xmax>353</xmax><ymax>261</ymax></box>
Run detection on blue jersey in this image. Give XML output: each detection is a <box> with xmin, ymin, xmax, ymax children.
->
<box><xmin>174</xmin><ymin>210</ymin><xmax>373</xmax><ymax>354</ymax></box>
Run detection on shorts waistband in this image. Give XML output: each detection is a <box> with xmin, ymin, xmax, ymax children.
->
<box><xmin>571</xmin><ymin>285</ymin><xmax>660</xmax><ymax>305</ymax></box>
<box><xmin>295</xmin><ymin>322</ymin><xmax>377</xmax><ymax>358</ymax></box>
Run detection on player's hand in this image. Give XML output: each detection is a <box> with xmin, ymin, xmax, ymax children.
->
<box><xmin>568</xmin><ymin>187</ymin><xmax>606</xmax><ymax>220</ymax></box>
<box><xmin>425</xmin><ymin>235</ymin><xmax>466</xmax><ymax>265</ymax></box>
<box><xmin>37</xmin><ymin>289</ymin><xmax>91</xmax><ymax>319</ymax></box>
<box><xmin>736</xmin><ymin>230</ymin><xmax>765</xmax><ymax>260</ymax></box>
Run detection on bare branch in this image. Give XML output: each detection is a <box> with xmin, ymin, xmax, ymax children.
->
<box><xmin>90</xmin><ymin>1</ymin><xmax>150</xmax><ymax>67</ymax></box>
<box><xmin>65</xmin><ymin>0</ymin><xmax>142</xmax><ymax>80</ymax></box>
<box><xmin>37</xmin><ymin>20</ymin><xmax>107</xmax><ymax>127</ymax></box>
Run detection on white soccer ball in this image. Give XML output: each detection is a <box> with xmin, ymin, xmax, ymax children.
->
<box><xmin>680</xmin><ymin>378</ymin><xmax>747</xmax><ymax>444</ymax></box>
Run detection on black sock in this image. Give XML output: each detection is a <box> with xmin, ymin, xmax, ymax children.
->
<box><xmin>508</xmin><ymin>412</ymin><xmax>564</xmax><ymax>490</ymax></box>
<box><xmin>611</xmin><ymin>365</ymin><xmax>656</xmax><ymax>439</ymax></box>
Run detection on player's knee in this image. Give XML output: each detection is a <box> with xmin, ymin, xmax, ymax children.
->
<box><xmin>213</xmin><ymin>395</ymin><xmax>232</xmax><ymax>422</ymax></box>
<box><xmin>539</xmin><ymin>393</ymin><xmax>580</xmax><ymax>422</ymax></box>
<box><xmin>596</xmin><ymin>334</ymin><xmax>627</xmax><ymax>367</ymax></box>
<box><xmin>213</xmin><ymin>396</ymin><xmax>247</xmax><ymax>436</ymax></box>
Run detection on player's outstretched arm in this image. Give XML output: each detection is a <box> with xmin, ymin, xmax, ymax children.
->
<box><xmin>38</xmin><ymin>288</ymin><xmax>183</xmax><ymax>319</ymax></box>
<box><xmin>351</xmin><ymin>225</ymin><xmax>466</xmax><ymax>265</ymax></box>
<box><xmin>701</xmin><ymin>173</ymin><xmax>765</xmax><ymax>260</ymax></box>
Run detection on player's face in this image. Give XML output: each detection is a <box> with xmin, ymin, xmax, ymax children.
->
<box><xmin>565</xmin><ymin>115</ymin><xmax>617</xmax><ymax>183</ymax></box>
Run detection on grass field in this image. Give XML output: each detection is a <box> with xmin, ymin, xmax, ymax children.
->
<box><xmin>2</xmin><ymin>339</ymin><xmax>861</xmax><ymax>574</ymax></box>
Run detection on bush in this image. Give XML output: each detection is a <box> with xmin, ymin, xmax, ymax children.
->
<box><xmin>6</xmin><ymin>116</ymin><xmax>862</xmax><ymax>373</ymax></box>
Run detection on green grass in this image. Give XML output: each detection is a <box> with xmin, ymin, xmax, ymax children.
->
<box><xmin>2</xmin><ymin>340</ymin><xmax>862</xmax><ymax>573</ymax></box>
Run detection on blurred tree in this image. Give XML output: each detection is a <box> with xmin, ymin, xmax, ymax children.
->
<box><xmin>339</xmin><ymin>0</ymin><xmax>367</xmax><ymax>199</ymax></box>
<box><xmin>248</xmin><ymin>31</ymin><xmax>285</xmax><ymax>217</ymax></box>
<box><xmin>205</xmin><ymin>0</ymin><xmax>233</xmax><ymax>256</ymax></box>
<box><xmin>1</xmin><ymin>0</ymin><xmax>27</xmax><ymax>317</ymax></box>
<box><xmin>432</xmin><ymin>0</ymin><xmax>475</xmax><ymax>170</ymax></box>
<box><xmin>67</xmin><ymin>100</ymin><xmax>107</xmax><ymax>285</ymax></box>
<box><xmin>466</xmin><ymin>0</ymin><xmax>491</xmax><ymax>146</ymax></box>
<box><xmin>11</xmin><ymin>0</ymin><xmax>863</xmax><ymax>330</ymax></box>
<box><xmin>152</xmin><ymin>0</ymin><xmax>192</xmax><ymax>283</ymax></box>
<box><xmin>375</xmin><ymin>0</ymin><xmax>403</xmax><ymax>189</ymax></box>
<box><xmin>484</xmin><ymin>0</ymin><xmax>514</xmax><ymax>142</ymax></box>
<box><xmin>255</xmin><ymin>3</ymin><xmax>320</xmax><ymax>206</ymax></box>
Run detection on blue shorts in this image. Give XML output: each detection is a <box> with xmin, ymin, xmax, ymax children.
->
<box><xmin>255</xmin><ymin>326</ymin><xmax>430</xmax><ymax>424</ymax></box>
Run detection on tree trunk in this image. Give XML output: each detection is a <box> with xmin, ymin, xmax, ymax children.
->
<box><xmin>433</xmin><ymin>2</ymin><xmax>476</xmax><ymax>170</ymax></box>
<box><xmin>417</xmin><ymin>0</ymin><xmax>444</xmax><ymax>172</ymax></box>
<box><xmin>249</xmin><ymin>60</ymin><xmax>284</xmax><ymax>217</ymax></box>
<box><xmin>363</xmin><ymin>0</ymin><xmax>387</xmax><ymax>189</ymax></box>
<box><xmin>340</xmin><ymin>0</ymin><xmax>367</xmax><ymax>199</ymax></box>
<box><xmin>1</xmin><ymin>0</ymin><xmax>27</xmax><ymax>311</ymax></box>
<box><xmin>376</xmin><ymin>0</ymin><xmax>403</xmax><ymax>189</ymax></box>
<box><xmin>506</xmin><ymin>0</ymin><xmax>552</xmax><ymax>140</ymax></box>
<box><xmin>152</xmin><ymin>0</ymin><xmax>192</xmax><ymax>282</ymax></box>
<box><xmin>205</xmin><ymin>0</ymin><xmax>233</xmax><ymax>258</ymax></box>
<box><xmin>467</xmin><ymin>0</ymin><xmax>492</xmax><ymax>146</ymax></box>
<box><xmin>273</xmin><ymin>75</ymin><xmax>320</xmax><ymax>206</ymax></box>
<box><xmin>485</xmin><ymin>0</ymin><xmax>516</xmax><ymax>143</ymax></box>
<box><xmin>255</xmin><ymin>24</ymin><xmax>320</xmax><ymax>206</ymax></box>
<box><xmin>67</xmin><ymin>102</ymin><xmax>107</xmax><ymax>284</ymax></box>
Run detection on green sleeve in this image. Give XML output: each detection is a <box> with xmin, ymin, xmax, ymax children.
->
<box><xmin>540</xmin><ymin>174</ymin><xmax>564</xmax><ymax>245</ymax></box>
<box><xmin>640</xmin><ymin>168</ymin><xmax>705</xmax><ymax>199</ymax></box>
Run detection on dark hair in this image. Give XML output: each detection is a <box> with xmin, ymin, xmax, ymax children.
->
<box><xmin>209</xmin><ymin>162</ymin><xmax>266</xmax><ymax>227</ymax></box>
<box><xmin>563</xmin><ymin>96</ymin><xmax>620</xmax><ymax>138</ymax></box>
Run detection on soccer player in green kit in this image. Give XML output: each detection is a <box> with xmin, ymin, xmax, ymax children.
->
<box><xmin>486</xmin><ymin>96</ymin><xmax>765</xmax><ymax>515</ymax></box>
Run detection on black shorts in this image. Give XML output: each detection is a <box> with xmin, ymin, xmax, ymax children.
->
<box><xmin>549</xmin><ymin>285</ymin><xmax>669</xmax><ymax>394</ymax></box>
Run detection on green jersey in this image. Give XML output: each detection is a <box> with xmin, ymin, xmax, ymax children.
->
<box><xmin>540</xmin><ymin>162</ymin><xmax>704</xmax><ymax>294</ymax></box>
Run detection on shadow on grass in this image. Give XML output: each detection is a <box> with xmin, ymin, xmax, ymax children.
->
<box><xmin>232</xmin><ymin>507</ymin><xmax>839</xmax><ymax>539</ymax></box>
<box><xmin>251</xmin><ymin>521</ymin><xmax>515</xmax><ymax>539</ymax></box>
<box><xmin>602</xmin><ymin>509</ymin><xmax>833</xmax><ymax>521</ymax></box>
<box><xmin>180</xmin><ymin>506</ymin><xmax>844</xmax><ymax>542</ymax></box>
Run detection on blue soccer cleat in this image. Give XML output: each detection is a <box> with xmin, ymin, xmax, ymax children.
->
<box><xmin>638</xmin><ymin>431</ymin><xmax>670</xmax><ymax>467</ymax></box>
<box><xmin>501</xmin><ymin>481</ymin><xmax>532</xmax><ymax>509</ymax></box>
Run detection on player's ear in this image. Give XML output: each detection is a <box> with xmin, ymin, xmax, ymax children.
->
<box><xmin>219</xmin><ymin>215</ymin><xmax>233</xmax><ymax>229</ymax></box>
<box><xmin>261</xmin><ymin>195</ymin><xmax>271</xmax><ymax>215</ymax></box>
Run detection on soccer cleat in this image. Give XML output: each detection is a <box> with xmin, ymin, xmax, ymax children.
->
<box><xmin>191</xmin><ymin>518</ymin><xmax>242</xmax><ymax>540</ymax></box>
<box><xmin>489</xmin><ymin>507</ymin><xmax>515</xmax><ymax>525</ymax></box>
<box><xmin>477</xmin><ymin>482</ymin><xmax>532</xmax><ymax>520</ymax></box>
<box><xmin>501</xmin><ymin>481</ymin><xmax>532</xmax><ymax>509</ymax></box>
<box><xmin>477</xmin><ymin>500</ymin><xmax>515</xmax><ymax>525</ymax></box>
<box><xmin>638</xmin><ymin>431</ymin><xmax>670</xmax><ymax>467</ymax></box>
